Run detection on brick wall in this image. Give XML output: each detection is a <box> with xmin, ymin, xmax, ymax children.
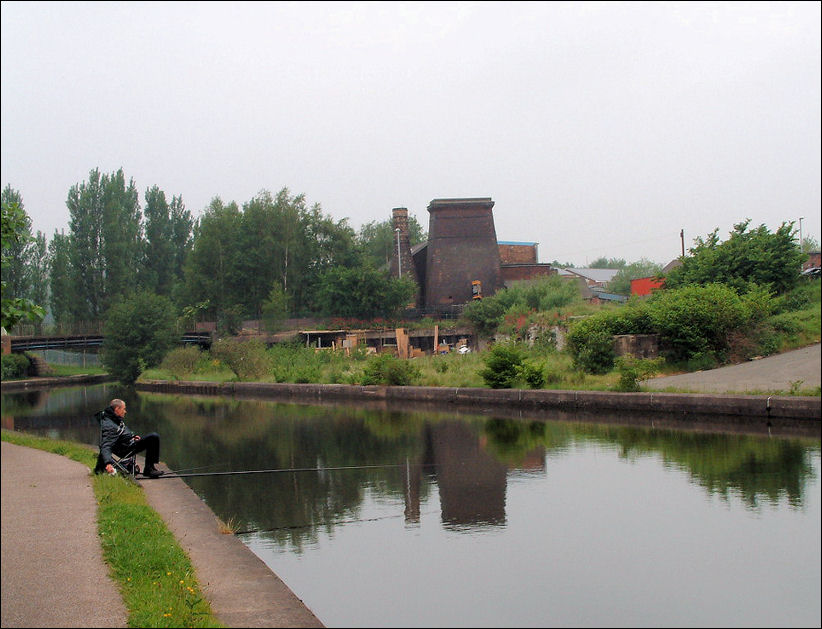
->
<box><xmin>498</xmin><ymin>244</ymin><xmax>537</xmax><ymax>264</ymax></box>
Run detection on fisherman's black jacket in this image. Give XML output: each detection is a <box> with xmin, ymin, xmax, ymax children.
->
<box><xmin>95</xmin><ymin>406</ymin><xmax>137</xmax><ymax>471</ymax></box>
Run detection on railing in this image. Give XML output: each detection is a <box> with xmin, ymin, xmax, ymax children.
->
<box><xmin>8</xmin><ymin>321</ymin><xmax>105</xmax><ymax>337</ymax></box>
<box><xmin>8</xmin><ymin>332</ymin><xmax>212</xmax><ymax>353</ymax></box>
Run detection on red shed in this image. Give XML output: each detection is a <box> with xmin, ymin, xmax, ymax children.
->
<box><xmin>630</xmin><ymin>276</ymin><xmax>664</xmax><ymax>297</ymax></box>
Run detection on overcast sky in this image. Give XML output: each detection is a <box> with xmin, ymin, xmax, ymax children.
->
<box><xmin>2</xmin><ymin>1</ymin><xmax>820</xmax><ymax>266</ymax></box>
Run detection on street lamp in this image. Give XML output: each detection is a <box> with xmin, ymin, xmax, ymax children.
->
<box><xmin>395</xmin><ymin>227</ymin><xmax>402</xmax><ymax>278</ymax></box>
<box><xmin>799</xmin><ymin>217</ymin><xmax>804</xmax><ymax>252</ymax></box>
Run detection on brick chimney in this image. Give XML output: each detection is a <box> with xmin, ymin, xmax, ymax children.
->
<box><xmin>391</xmin><ymin>207</ymin><xmax>420</xmax><ymax>305</ymax></box>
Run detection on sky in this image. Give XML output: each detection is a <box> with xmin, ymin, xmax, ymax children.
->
<box><xmin>2</xmin><ymin>1</ymin><xmax>820</xmax><ymax>267</ymax></box>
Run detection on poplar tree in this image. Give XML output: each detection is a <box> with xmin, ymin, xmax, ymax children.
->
<box><xmin>66</xmin><ymin>168</ymin><xmax>143</xmax><ymax>320</ymax></box>
<box><xmin>48</xmin><ymin>230</ymin><xmax>74</xmax><ymax>326</ymax></box>
<box><xmin>142</xmin><ymin>185</ymin><xmax>175</xmax><ymax>296</ymax></box>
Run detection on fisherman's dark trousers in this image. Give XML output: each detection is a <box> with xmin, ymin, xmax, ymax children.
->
<box><xmin>130</xmin><ymin>433</ymin><xmax>161</xmax><ymax>467</ymax></box>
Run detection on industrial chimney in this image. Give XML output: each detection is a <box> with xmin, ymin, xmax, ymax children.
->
<box><xmin>424</xmin><ymin>198</ymin><xmax>502</xmax><ymax>307</ymax></box>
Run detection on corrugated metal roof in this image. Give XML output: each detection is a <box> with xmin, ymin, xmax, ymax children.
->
<box><xmin>562</xmin><ymin>268</ymin><xmax>620</xmax><ymax>283</ymax></box>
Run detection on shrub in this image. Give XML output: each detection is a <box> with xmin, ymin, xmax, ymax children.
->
<box><xmin>646</xmin><ymin>283</ymin><xmax>750</xmax><ymax>362</ymax></box>
<box><xmin>613</xmin><ymin>355</ymin><xmax>664</xmax><ymax>392</ymax></box>
<box><xmin>160</xmin><ymin>346</ymin><xmax>203</xmax><ymax>380</ymax></box>
<box><xmin>210</xmin><ymin>338</ymin><xmax>272</xmax><ymax>381</ymax></box>
<box><xmin>520</xmin><ymin>360</ymin><xmax>546</xmax><ymax>389</ymax></box>
<box><xmin>479</xmin><ymin>344</ymin><xmax>524</xmax><ymax>388</ymax></box>
<box><xmin>1</xmin><ymin>353</ymin><xmax>30</xmax><ymax>380</ymax></box>
<box><xmin>360</xmin><ymin>353</ymin><xmax>421</xmax><ymax>386</ymax></box>
<box><xmin>566</xmin><ymin>316</ymin><xmax>616</xmax><ymax>374</ymax></box>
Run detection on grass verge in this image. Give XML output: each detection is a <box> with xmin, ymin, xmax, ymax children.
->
<box><xmin>0</xmin><ymin>429</ymin><xmax>223</xmax><ymax>628</ymax></box>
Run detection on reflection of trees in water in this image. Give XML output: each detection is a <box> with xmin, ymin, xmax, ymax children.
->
<box><xmin>2</xmin><ymin>383</ymin><xmax>117</xmax><ymax>416</ymax></box>
<box><xmin>590</xmin><ymin>426</ymin><xmax>817</xmax><ymax>510</ymax></box>
<box><xmin>2</xmin><ymin>384</ymin><xmax>122</xmax><ymax>445</ymax></box>
<box><xmin>139</xmin><ymin>393</ymin><xmax>819</xmax><ymax>544</ymax></box>
<box><xmin>497</xmin><ymin>421</ymin><xmax>818</xmax><ymax>511</ymax></box>
<box><xmin>139</xmin><ymin>395</ymin><xmax>431</xmax><ymax>553</ymax></box>
<box><xmin>7</xmin><ymin>386</ymin><xmax>816</xmax><ymax>548</ymax></box>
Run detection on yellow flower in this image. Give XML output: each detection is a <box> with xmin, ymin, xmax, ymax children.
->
<box><xmin>179</xmin><ymin>580</ymin><xmax>185</xmax><ymax>584</ymax></box>
<box><xmin>167</xmin><ymin>571</ymin><xmax>172</xmax><ymax>576</ymax></box>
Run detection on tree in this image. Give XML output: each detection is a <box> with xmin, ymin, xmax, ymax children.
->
<box><xmin>608</xmin><ymin>258</ymin><xmax>664</xmax><ymax>295</ymax></box>
<box><xmin>182</xmin><ymin>197</ymin><xmax>243</xmax><ymax>316</ymax></box>
<box><xmin>66</xmin><ymin>168</ymin><xmax>143</xmax><ymax>320</ymax></box>
<box><xmin>358</xmin><ymin>214</ymin><xmax>427</xmax><ymax>269</ymax></box>
<box><xmin>261</xmin><ymin>283</ymin><xmax>291</xmax><ymax>332</ymax></box>
<box><xmin>313</xmin><ymin>263</ymin><xmax>416</xmax><ymax>319</ymax></box>
<box><xmin>589</xmin><ymin>257</ymin><xmax>627</xmax><ymax>269</ymax></box>
<box><xmin>28</xmin><ymin>231</ymin><xmax>49</xmax><ymax>327</ymax></box>
<box><xmin>48</xmin><ymin>230</ymin><xmax>74</xmax><ymax>327</ymax></box>
<box><xmin>168</xmin><ymin>194</ymin><xmax>193</xmax><ymax>288</ymax></box>
<box><xmin>1</xmin><ymin>192</ymin><xmax>45</xmax><ymax>329</ymax></box>
<box><xmin>101</xmin><ymin>290</ymin><xmax>178</xmax><ymax>384</ymax></box>
<box><xmin>801</xmin><ymin>235</ymin><xmax>819</xmax><ymax>253</ymax></box>
<box><xmin>0</xmin><ymin>186</ymin><xmax>32</xmax><ymax>300</ymax></box>
<box><xmin>142</xmin><ymin>185</ymin><xmax>175</xmax><ymax>296</ymax></box>
<box><xmin>665</xmin><ymin>220</ymin><xmax>805</xmax><ymax>294</ymax></box>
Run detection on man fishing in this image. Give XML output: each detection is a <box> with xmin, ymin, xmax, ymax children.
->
<box><xmin>94</xmin><ymin>398</ymin><xmax>165</xmax><ymax>478</ymax></box>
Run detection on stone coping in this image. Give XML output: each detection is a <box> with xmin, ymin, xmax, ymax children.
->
<box><xmin>135</xmin><ymin>380</ymin><xmax>821</xmax><ymax>423</ymax></box>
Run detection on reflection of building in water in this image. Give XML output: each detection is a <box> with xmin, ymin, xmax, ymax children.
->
<box><xmin>418</xmin><ymin>421</ymin><xmax>508</xmax><ymax>527</ymax></box>
<box><xmin>401</xmin><ymin>420</ymin><xmax>548</xmax><ymax>528</ymax></box>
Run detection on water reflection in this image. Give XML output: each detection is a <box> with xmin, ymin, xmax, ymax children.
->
<box><xmin>4</xmin><ymin>385</ymin><xmax>820</xmax><ymax>627</ymax></box>
<box><xmin>4</xmin><ymin>385</ymin><xmax>818</xmax><ymax>529</ymax></box>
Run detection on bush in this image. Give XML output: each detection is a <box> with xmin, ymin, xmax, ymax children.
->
<box><xmin>646</xmin><ymin>283</ymin><xmax>750</xmax><ymax>362</ymax></box>
<box><xmin>160</xmin><ymin>346</ymin><xmax>203</xmax><ymax>380</ymax></box>
<box><xmin>210</xmin><ymin>338</ymin><xmax>272</xmax><ymax>381</ymax></box>
<box><xmin>613</xmin><ymin>355</ymin><xmax>664</xmax><ymax>392</ymax></box>
<box><xmin>360</xmin><ymin>353</ymin><xmax>421</xmax><ymax>386</ymax></box>
<box><xmin>479</xmin><ymin>344</ymin><xmax>524</xmax><ymax>388</ymax></box>
<box><xmin>520</xmin><ymin>360</ymin><xmax>546</xmax><ymax>389</ymax></box>
<box><xmin>566</xmin><ymin>316</ymin><xmax>616</xmax><ymax>374</ymax></box>
<box><xmin>1</xmin><ymin>353</ymin><xmax>30</xmax><ymax>380</ymax></box>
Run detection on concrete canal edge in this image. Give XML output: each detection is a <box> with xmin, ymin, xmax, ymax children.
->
<box><xmin>135</xmin><ymin>380</ymin><xmax>821</xmax><ymax>424</ymax></box>
<box><xmin>0</xmin><ymin>374</ymin><xmax>113</xmax><ymax>391</ymax></box>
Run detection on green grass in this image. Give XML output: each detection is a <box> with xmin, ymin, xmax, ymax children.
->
<box><xmin>48</xmin><ymin>363</ymin><xmax>108</xmax><ymax>376</ymax></box>
<box><xmin>0</xmin><ymin>430</ymin><xmax>223</xmax><ymax>628</ymax></box>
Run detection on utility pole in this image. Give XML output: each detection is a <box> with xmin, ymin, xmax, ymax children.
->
<box><xmin>799</xmin><ymin>217</ymin><xmax>804</xmax><ymax>252</ymax></box>
<box><xmin>680</xmin><ymin>229</ymin><xmax>685</xmax><ymax>257</ymax></box>
<box><xmin>395</xmin><ymin>227</ymin><xmax>402</xmax><ymax>278</ymax></box>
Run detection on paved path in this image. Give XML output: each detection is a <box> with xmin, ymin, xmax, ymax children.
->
<box><xmin>1</xmin><ymin>441</ymin><xmax>127</xmax><ymax>628</ymax></box>
<box><xmin>0</xmin><ymin>441</ymin><xmax>323</xmax><ymax>628</ymax></box>
<box><xmin>642</xmin><ymin>343</ymin><xmax>821</xmax><ymax>393</ymax></box>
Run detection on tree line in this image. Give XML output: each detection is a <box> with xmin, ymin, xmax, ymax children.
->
<box><xmin>2</xmin><ymin>169</ymin><xmax>426</xmax><ymax>332</ymax></box>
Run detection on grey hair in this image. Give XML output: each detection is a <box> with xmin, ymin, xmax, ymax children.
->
<box><xmin>110</xmin><ymin>399</ymin><xmax>126</xmax><ymax>409</ymax></box>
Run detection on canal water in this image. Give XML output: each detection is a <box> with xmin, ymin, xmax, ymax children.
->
<box><xmin>2</xmin><ymin>383</ymin><xmax>820</xmax><ymax>627</ymax></box>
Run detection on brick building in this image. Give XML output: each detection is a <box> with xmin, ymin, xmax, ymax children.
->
<box><xmin>392</xmin><ymin>198</ymin><xmax>555</xmax><ymax>309</ymax></box>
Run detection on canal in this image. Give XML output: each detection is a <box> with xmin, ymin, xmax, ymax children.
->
<box><xmin>2</xmin><ymin>383</ymin><xmax>820</xmax><ymax>627</ymax></box>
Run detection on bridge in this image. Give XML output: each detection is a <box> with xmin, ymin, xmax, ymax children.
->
<box><xmin>3</xmin><ymin>332</ymin><xmax>212</xmax><ymax>353</ymax></box>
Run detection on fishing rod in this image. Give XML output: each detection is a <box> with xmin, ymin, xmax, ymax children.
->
<box><xmin>152</xmin><ymin>462</ymin><xmax>416</xmax><ymax>479</ymax></box>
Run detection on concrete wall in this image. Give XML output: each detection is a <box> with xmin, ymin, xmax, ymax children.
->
<box><xmin>613</xmin><ymin>334</ymin><xmax>659</xmax><ymax>359</ymax></box>
<box><xmin>135</xmin><ymin>380</ymin><xmax>821</xmax><ymax>424</ymax></box>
